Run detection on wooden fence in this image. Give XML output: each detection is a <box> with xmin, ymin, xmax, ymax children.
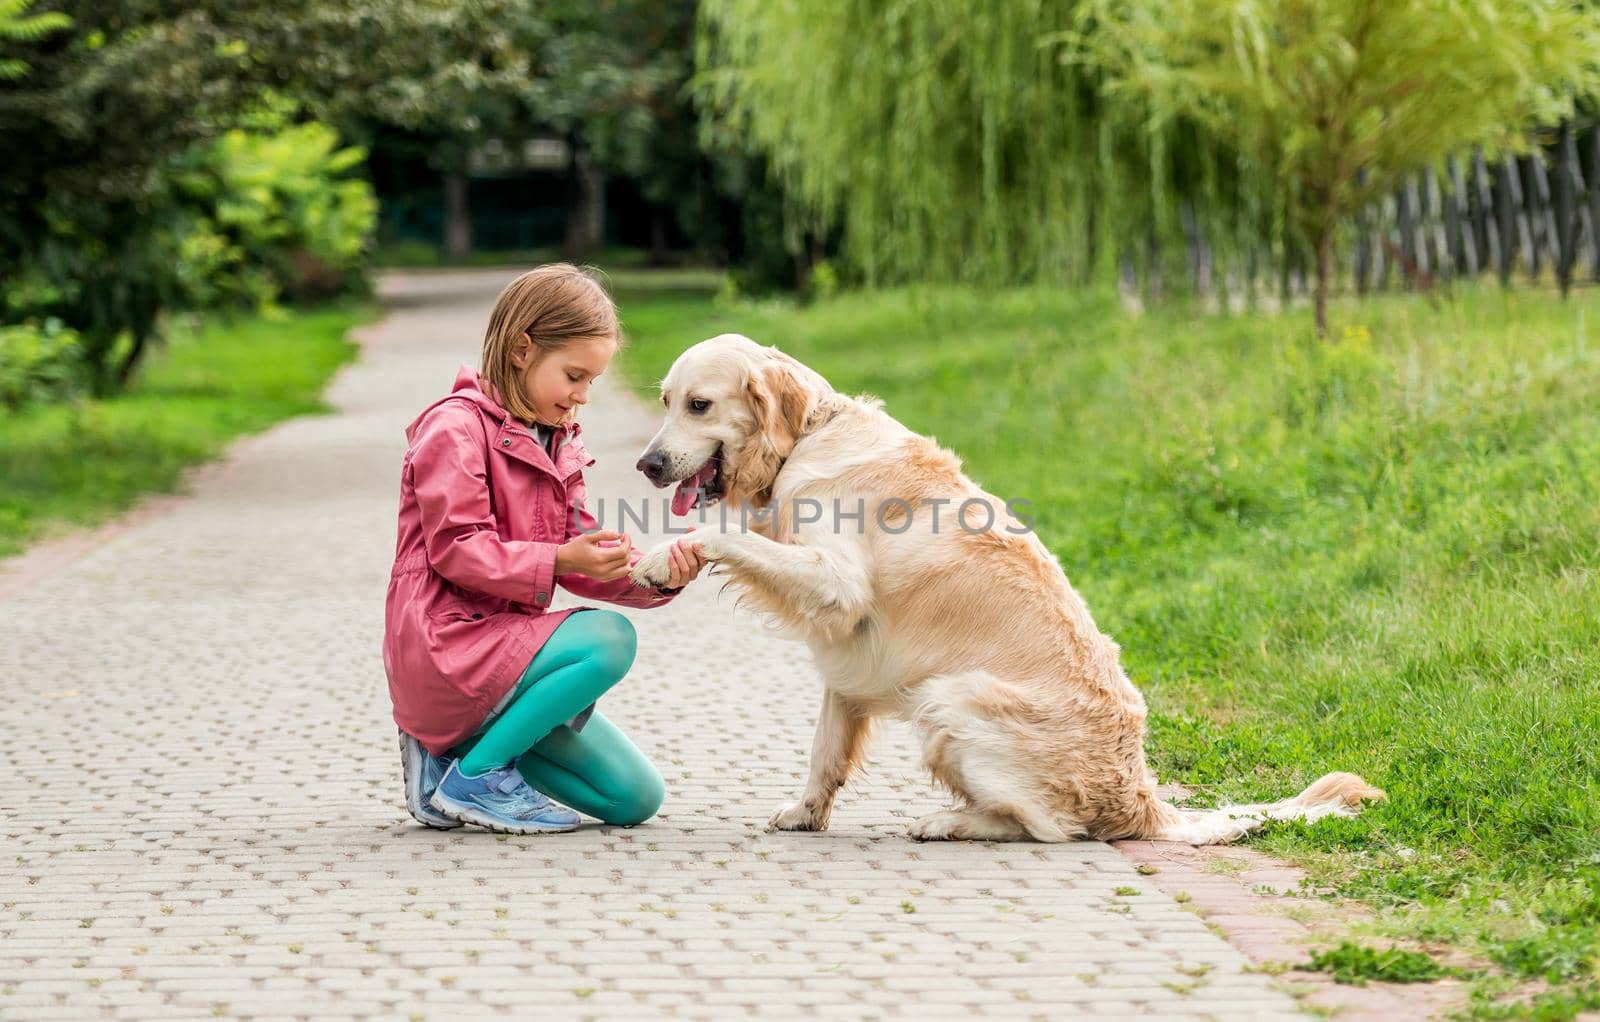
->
<box><xmin>1354</xmin><ymin>123</ymin><xmax>1600</xmax><ymax>296</ymax></box>
<box><xmin>1144</xmin><ymin>122</ymin><xmax>1600</xmax><ymax>303</ymax></box>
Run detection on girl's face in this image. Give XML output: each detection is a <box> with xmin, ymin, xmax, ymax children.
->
<box><xmin>510</xmin><ymin>333</ymin><xmax>617</xmax><ymax>427</ymax></box>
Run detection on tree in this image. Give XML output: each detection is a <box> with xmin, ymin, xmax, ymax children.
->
<box><xmin>0</xmin><ymin>0</ymin><xmax>402</xmax><ymax>390</ymax></box>
<box><xmin>240</xmin><ymin>0</ymin><xmax>551</xmax><ymax>261</ymax></box>
<box><xmin>274</xmin><ymin>0</ymin><xmax>694</xmax><ymax>262</ymax></box>
<box><xmin>0</xmin><ymin>2</ymin><xmax>300</xmax><ymax>391</ymax></box>
<box><xmin>695</xmin><ymin>0</ymin><xmax>1243</xmax><ymax>290</ymax></box>
<box><xmin>1080</xmin><ymin>0</ymin><xmax>1600</xmax><ymax>334</ymax></box>
<box><xmin>537</xmin><ymin>0</ymin><xmax>693</xmax><ymax>261</ymax></box>
<box><xmin>542</xmin><ymin>0</ymin><xmax>803</xmax><ymax>280</ymax></box>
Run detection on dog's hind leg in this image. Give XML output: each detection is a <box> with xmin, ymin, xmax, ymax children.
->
<box><xmin>908</xmin><ymin>808</ymin><xmax>1029</xmax><ymax>842</ymax></box>
<box><xmin>910</xmin><ymin>672</ymin><xmax>1085</xmax><ymax>843</ymax></box>
<box><xmin>768</xmin><ymin>689</ymin><xmax>873</xmax><ymax>833</ymax></box>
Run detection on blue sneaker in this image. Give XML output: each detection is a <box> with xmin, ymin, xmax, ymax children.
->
<box><xmin>428</xmin><ymin>760</ymin><xmax>581</xmax><ymax>834</ymax></box>
<box><xmin>399</xmin><ymin>730</ymin><xmax>463</xmax><ymax>830</ymax></box>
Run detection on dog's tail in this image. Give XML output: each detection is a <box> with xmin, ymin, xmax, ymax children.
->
<box><xmin>1140</xmin><ymin>771</ymin><xmax>1385</xmax><ymax>845</ymax></box>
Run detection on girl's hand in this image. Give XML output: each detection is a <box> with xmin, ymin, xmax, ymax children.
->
<box><xmin>662</xmin><ymin>540</ymin><xmax>708</xmax><ymax>590</ymax></box>
<box><xmin>556</xmin><ymin>530</ymin><xmax>634</xmax><ymax>581</ymax></box>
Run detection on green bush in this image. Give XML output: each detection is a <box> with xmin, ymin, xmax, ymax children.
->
<box><xmin>1</xmin><ymin>116</ymin><xmax>376</xmax><ymax>398</ymax></box>
<box><xmin>0</xmin><ymin>318</ymin><xmax>81</xmax><ymax>412</ymax></box>
<box><xmin>172</xmin><ymin>121</ymin><xmax>377</xmax><ymax>307</ymax></box>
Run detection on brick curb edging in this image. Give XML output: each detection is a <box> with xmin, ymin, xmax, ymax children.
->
<box><xmin>1112</xmin><ymin>837</ymin><xmax>1468</xmax><ymax>1019</ymax></box>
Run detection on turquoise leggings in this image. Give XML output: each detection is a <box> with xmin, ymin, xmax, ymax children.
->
<box><xmin>450</xmin><ymin>609</ymin><xmax>663</xmax><ymax>826</ymax></box>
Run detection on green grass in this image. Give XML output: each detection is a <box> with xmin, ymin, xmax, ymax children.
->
<box><xmin>610</xmin><ymin>276</ymin><xmax>1600</xmax><ymax>1017</ymax></box>
<box><xmin>371</xmin><ymin>241</ymin><xmax>665</xmax><ymax>270</ymax></box>
<box><xmin>1298</xmin><ymin>942</ymin><xmax>1460</xmax><ymax>985</ymax></box>
<box><xmin>0</xmin><ymin>304</ymin><xmax>368</xmax><ymax>558</ymax></box>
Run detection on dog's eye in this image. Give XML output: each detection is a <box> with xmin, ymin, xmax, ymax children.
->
<box><xmin>689</xmin><ymin>398</ymin><xmax>712</xmax><ymax>414</ymax></box>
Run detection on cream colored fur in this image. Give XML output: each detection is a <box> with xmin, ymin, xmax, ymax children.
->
<box><xmin>631</xmin><ymin>333</ymin><xmax>1383</xmax><ymax>843</ymax></box>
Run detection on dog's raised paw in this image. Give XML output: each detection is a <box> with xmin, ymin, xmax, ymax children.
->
<box><xmin>767</xmin><ymin>801</ymin><xmax>826</xmax><ymax>832</ymax></box>
<box><xmin>628</xmin><ymin>543</ymin><xmax>676</xmax><ymax>589</ymax></box>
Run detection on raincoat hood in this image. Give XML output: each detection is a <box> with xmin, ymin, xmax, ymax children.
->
<box><xmin>403</xmin><ymin>364</ymin><xmax>584</xmax><ymax>448</ymax></box>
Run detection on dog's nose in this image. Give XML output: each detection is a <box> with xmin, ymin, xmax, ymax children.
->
<box><xmin>636</xmin><ymin>449</ymin><xmax>667</xmax><ymax>483</ymax></box>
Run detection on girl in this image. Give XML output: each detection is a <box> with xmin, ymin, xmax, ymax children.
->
<box><xmin>383</xmin><ymin>264</ymin><xmax>707</xmax><ymax>834</ymax></box>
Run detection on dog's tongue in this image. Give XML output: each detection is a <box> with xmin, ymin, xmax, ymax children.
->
<box><xmin>671</xmin><ymin>462</ymin><xmax>717</xmax><ymax>516</ymax></box>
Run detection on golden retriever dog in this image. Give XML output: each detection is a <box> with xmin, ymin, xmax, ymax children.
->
<box><xmin>629</xmin><ymin>333</ymin><xmax>1382</xmax><ymax>843</ymax></box>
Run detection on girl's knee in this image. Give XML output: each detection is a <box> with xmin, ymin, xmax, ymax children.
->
<box><xmin>604</xmin><ymin>761</ymin><xmax>665</xmax><ymax>827</ymax></box>
<box><xmin>578</xmin><ymin>610</ymin><xmax>637</xmax><ymax>679</ymax></box>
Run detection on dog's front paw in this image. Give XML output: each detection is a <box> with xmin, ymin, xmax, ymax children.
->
<box><xmin>767</xmin><ymin>800</ymin><xmax>828</xmax><ymax>832</ymax></box>
<box><xmin>629</xmin><ymin>542</ymin><xmax>677</xmax><ymax>589</ymax></box>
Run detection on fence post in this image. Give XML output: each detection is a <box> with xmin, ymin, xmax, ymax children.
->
<box><xmin>1377</xmin><ymin>193</ymin><xmax>1394</xmax><ymax>292</ymax></box>
<box><xmin>1497</xmin><ymin>155</ymin><xmax>1529</xmax><ymax>283</ymax></box>
<box><xmin>1278</xmin><ymin>212</ymin><xmax>1292</xmax><ymax>307</ymax></box>
<box><xmin>1398</xmin><ymin>183</ymin><xmax>1418</xmax><ymax>285</ymax></box>
<box><xmin>1181</xmin><ymin>200</ymin><xmax>1203</xmax><ymax>295</ymax></box>
<box><xmin>1447</xmin><ymin>156</ymin><xmax>1478</xmax><ymax>276</ymax></box>
<box><xmin>1141</xmin><ymin>215</ymin><xmax>1155</xmax><ymax>303</ymax></box>
<box><xmin>1590</xmin><ymin>126</ymin><xmax>1600</xmax><ymax>283</ymax></box>
<box><xmin>1521</xmin><ymin>155</ymin><xmax>1546</xmax><ymax>279</ymax></box>
<box><xmin>1354</xmin><ymin>206</ymin><xmax>1370</xmax><ymax>294</ymax></box>
<box><xmin>1424</xmin><ymin>166</ymin><xmax>1450</xmax><ymax>283</ymax></box>
<box><xmin>1353</xmin><ymin>170</ymin><xmax>1370</xmax><ymax>294</ymax></box>
<box><xmin>1555</xmin><ymin>123</ymin><xmax>1580</xmax><ymax>296</ymax></box>
<box><xmin>1244</xmin><ymin>243</ymin><xmax>1258</xmax><ymax>311</ymax></box>
<box><xmin>1574</xmin><ymin>128</ymin><xmax>1598</xmax><ymax>286</ymax></box>
<box><xmin>1471</xmin><ymin>151</ymin><xmax>1498</xmax><ymax>278</ymax></box>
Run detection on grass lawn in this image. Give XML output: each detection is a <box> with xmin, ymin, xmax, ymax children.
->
<box><xmin>0</xmin><ymin>304</ymin><xmax>369</xmax><ymax>559</ymax></box>
<box><xmin>611</xmin><ymin>275</ymin><xmax>1600</xmax><ymax>1017</ymax></box>
<box><xmin>371</xmin><ymin>241</ymin><xmax>665</xmax><ymax>270</ymax></box>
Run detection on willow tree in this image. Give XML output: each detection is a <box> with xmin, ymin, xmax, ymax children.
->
<box><xmin>1081</xmin><ymin>0</ymin><xmax>1600</xmax><ymax>335</ymax></box>
<box><xmin>695</xmin><ymin>0</ymin><xmax>1245</xmax><ymax>289</ymax></box>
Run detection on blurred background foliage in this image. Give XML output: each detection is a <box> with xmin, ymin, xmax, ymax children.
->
<box><xmin>5</xmin><ymin>0</ymin><xmax>1597</xmax><ymax>408</ymax></box>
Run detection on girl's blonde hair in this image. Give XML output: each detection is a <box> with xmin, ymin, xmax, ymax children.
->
<box><xmin>480</xmin><ymin>263</ymin><xmax>620</xmax><ymax>424</ymax></box>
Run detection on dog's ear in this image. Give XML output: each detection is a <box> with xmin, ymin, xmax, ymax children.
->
<box><xmin>750</xmin><ymin>357</ymin><xmax>814</xmax><ymax>443</ymax></box>
<box><xmin>735</xmin><ymin>357</ymin><xmax>816</xmax><ymax>507</ymax></box>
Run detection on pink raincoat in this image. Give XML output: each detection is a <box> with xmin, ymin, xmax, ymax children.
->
<box><xmin>383</xmin><ymin>365</ymin><xmax>679</xmax><ymax>756</ymax></box>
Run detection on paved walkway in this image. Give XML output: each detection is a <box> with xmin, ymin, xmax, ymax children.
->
<box><xmin>0</xmin><ymin>270</ymin><xmax>1308</xmax><ymax>1019</ymax></box>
